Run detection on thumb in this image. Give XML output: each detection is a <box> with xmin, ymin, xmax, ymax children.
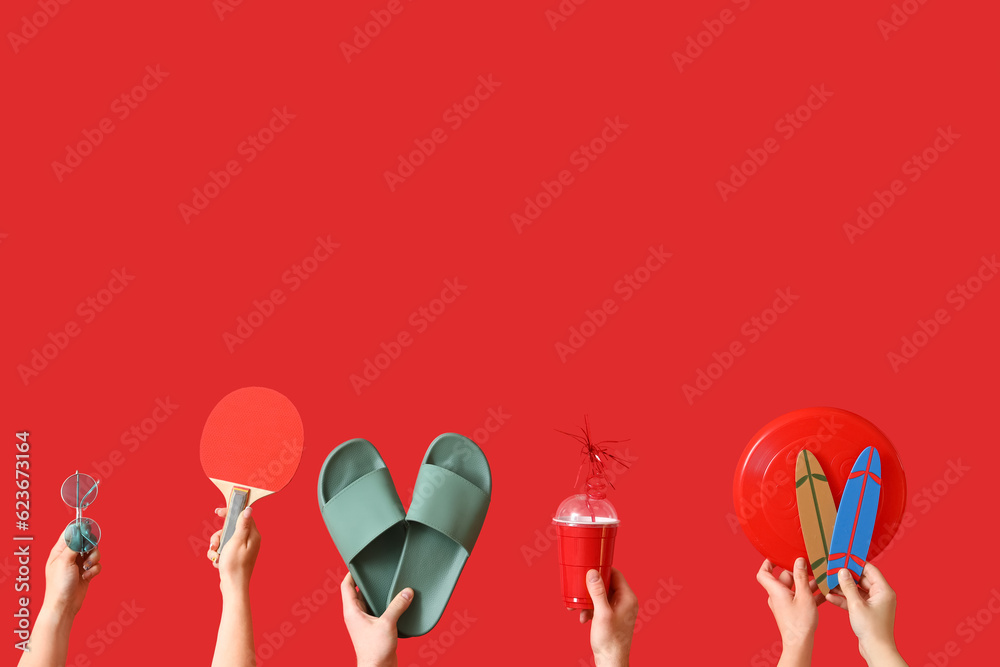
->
<box><xmin>56</xmin><ymin>530</ymin><xmax>79</xmax><ymax>565</ymax></box>
<box><xmin>586</xmin><ymin>570</ymin><xmax>611</xmax><ymax>618</ymax></box>
<box><xmin>792</xmin><ymin>557</ymin><xmax>810</xmax><ymax>601</ymax></box>
<box><xmin>231</xmin><ymin>507</ymin><xmax>254</xmax><ymax>546</ymax></box>
<box><xmin>381</xmin><ymin>588</ymin><xmax>414</xmax><ymax>626</ymax></box>
<box><xmin>837</xmin><ymin>568</ymin><xmax>862</xmax><ymax>607</ymax></box>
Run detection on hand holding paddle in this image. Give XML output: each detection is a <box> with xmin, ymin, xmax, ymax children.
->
<box><xmin>200</xmin><ymin>387</ymin><xmax>303</xmax><ymax>560</ymax></box>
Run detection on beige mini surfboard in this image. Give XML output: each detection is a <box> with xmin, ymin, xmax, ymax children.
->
<box><xmin>795</xmin><ymin>450</ymin><xmax>838</xmax><ymax>595</ymax></box>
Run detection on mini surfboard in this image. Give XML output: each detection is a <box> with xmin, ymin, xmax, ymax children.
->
<box><xmin>795</xmin><ymin>450</ymin><xmax>838</xmax><ymax>595</ymax></box>
<box><xmin>828</xmin><ymin>446</ymin><xmax>882</xmax><ymax>584</ymax></box>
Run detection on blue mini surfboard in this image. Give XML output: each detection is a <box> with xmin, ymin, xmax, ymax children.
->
<box><xmin>828</xmin><ymin>446</ymin><xmax>882</xmax><ymax>584</ymax></box>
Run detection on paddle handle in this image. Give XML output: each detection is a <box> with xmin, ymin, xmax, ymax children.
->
<box><xmin>218</xmin><ymin>486</ymin><xmax>250</xmax><ymax>558</ymax></box>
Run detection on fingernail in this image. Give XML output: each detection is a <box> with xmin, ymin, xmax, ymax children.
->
<box><xmin>83</xmin><ymin>564</ymin><xmax>90</xmax><ymax>570</ymax></box>
<box><xmin>243</xmin><ymin>507</ymin><xmax>252</xmax><ymax>518</ymax></box>
<box><xmin>795</xmin><ymin>557</ymin><xmax>806</xmax><ymax>571</ymax></box>
<box><xmin>401</xmin><ymin>589</ymin><xmax>413</xmax><ymax>601</ymax></box>
<box><xmin>838</xmin><ymin>568</ymin><xmax>849</xmax><ymax>580</ymax></box>
<box><xmin>587</xmin><ymin>570</ymin><xmax>600</xmax><ymax>583</ymax></box>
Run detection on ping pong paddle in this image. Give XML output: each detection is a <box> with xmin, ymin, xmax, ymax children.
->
<box><xmin>200</xmin><ymin>387</ymin><xmax>304</xmax><ymax>558</ymax></box>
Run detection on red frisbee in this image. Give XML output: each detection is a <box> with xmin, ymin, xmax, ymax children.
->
<box><xmin>733</xmin><ymin>407</ymin><xmax>906</xmax><ymax>572</ymax></box>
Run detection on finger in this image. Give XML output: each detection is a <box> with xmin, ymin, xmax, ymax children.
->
<box><xmin>247</xmin><ymin>518</ymin><xmax>262</xmax><ymax>550</ymax></box>
<box><xmin>607</xmin><ymin>568</ymin><xmax>634</xmax><ymax>605</ymax></box>
<box><xmin>586</xmin><ymin>570</ymin><xmax>611</xmax><ymax>618</ymax></box>
<box><xmin>49</xmin><ymin>534</ymin><xmax>69</xmax><ymax>562</ymax></box>
<box><xmin>756</xmin><ymin>560</ymin><xmax>789</xmax><ymax>599</ymax></box>
<box><xmin>381</xmin><ymin>588</ymin><xmax>414</xmax><ymax>626</ymax></box>
<box><xmin>825</xmin><ymin>593</ymin><xmax>848</xmax><ymax>610</ymax></box>
<box><xmin>792</xmin><ymin>557</ymin><xmax>811</xmax><ymax>601</ymax></box>
<box><xmin>209</xmin><ymin>529</ymin><xmax>223</xmax><ymax>552</ymax></box>
<box><xmin>207</xmin><ymin>545</ymin><xmax>220</xmax><ymax>566</ymax></box>
<box><xmin>83</xmin><ymin>547</ymin><xmax>101</xmax><ymax>571</ymax></box>
<box><xmin>58</xmin><ymin>539</ymin><xmax>80</xmax><ymax>564</ymax></box>
<box><xmin>579</xmin><ymin>609</ymin><xmax>593</xmax><ymax>624</ymax></box>
<box><xmin>230</xmin><ymin>507</ymin><xmax>255</xmax><ymax>548</ymax></box>
<box><xmin>777</xmin><ymin>570</ymin><xmax>794</xmax><ymax>589</ymax></box>
<box><xmin>836</xmin><ymin>568</ymin><xmax>862</xmax><ymax>607</ymax></box>
<box><xmin>340</xmin><ymin>573</ymin><xmax>366</xmax><ymax>616</ymax></box>
<box><xmin>215</xmin><ymin>507</ymin><xmax>227</xmax><ymax>518</ymax></box>
<box><xmin>82</xmin><ymin>562</ymin><xmax>102</xmax><ymax>582</ymax></box>
<box><xmin>861</xmin><ymin>562</ymin><xmax>889</xmax><ymax>592</ymax></box>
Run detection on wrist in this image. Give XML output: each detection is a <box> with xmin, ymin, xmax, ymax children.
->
<box><xmin>594</xmin><ymin>651</ymin><xmax>629</xmax><ymax>667</ymax></box>
<box><xmin>220</xmin><ymin>579</ymin><xmax>250</xmax><ymax>600</ymax></box>
<box><xmin>358</xmin><ymin>659</ymin><xmax>397</xmax><ymax>667</ymax></box>
<box><xmin>35</xmin><ymin>601</ymin><xmax>76</xmax><ymax>633</ymax></box>
<box><xmin>39</xmin><ymin>597</ymin><xmax>77</xmax><ymax>622</ymax></box>
<box><xmin>861</xmin><ymin>638</ymin><xmax>900</xmax><ymax>665</ymax></box>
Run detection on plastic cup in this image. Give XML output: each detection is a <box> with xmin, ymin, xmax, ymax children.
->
<box><xmin>553</xmin><ymin>519</ymin><xmax>618</xmax><ymax>609</ymax></box>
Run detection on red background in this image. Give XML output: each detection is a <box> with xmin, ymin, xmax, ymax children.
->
<box><xmin>3</xmin><ymin>1</ymin><xmax>999</xmax><ymax>665</ymax></box>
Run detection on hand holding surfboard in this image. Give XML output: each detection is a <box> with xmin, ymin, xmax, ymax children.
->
<box><xmin>200</xmin><ymin>387</ymin><xmax>304</xmax><ymax>560</ymax></box>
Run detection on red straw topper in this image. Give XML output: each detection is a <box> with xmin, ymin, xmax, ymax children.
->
<box><xmin>552</xmin><ymin>418</ymin><xmax>629</xmax><ymax>609</ymax></box>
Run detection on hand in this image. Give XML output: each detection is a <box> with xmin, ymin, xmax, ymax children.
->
<box><xmin>207</xmin><ymin>507</ymin><xmax>260</xmax><ymax>595</ymax></box>
<box><xmin>826</xmin><ymin>564</ymin><xmax>906</xmax><ymax>665</ymax></box>
<box><xmin>756</xmin><ymin>558</ymin><xmax>822</xmax><ymax>664</ymax></box>
<box><xmin>17</xmin><ymin>534</ymin><xmax>102</xmax><ymax>667</ymax></box>
<box><xmin>341</xmin><ymin>573</ymin><xmax>413</xmax><ymax>667</ymax></box>
<box><xmin>43</xmin><ymin>533</ymin><xmax>102</xmax><ymax>617</ymax></box>
<box><xmin>579</xmin><ymin>568</ymin><xmax>638</xmax><ymax>667</ymax></box>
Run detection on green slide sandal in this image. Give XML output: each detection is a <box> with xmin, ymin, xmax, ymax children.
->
<box><xmin>389</xmin><ymin>433</ymin><xmax>491</xmax><ymax>637</ymax></box>
<box><xmin>318</xmin><ymin>438</ymin><xmax>407</xmax><ymax>617</ymax></box>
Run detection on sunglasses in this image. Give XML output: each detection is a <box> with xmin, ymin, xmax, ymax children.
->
<box><xmin>61</xmin><ymin>471</ymin><xmax>101</xmax><ymax>553</ymax></box>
